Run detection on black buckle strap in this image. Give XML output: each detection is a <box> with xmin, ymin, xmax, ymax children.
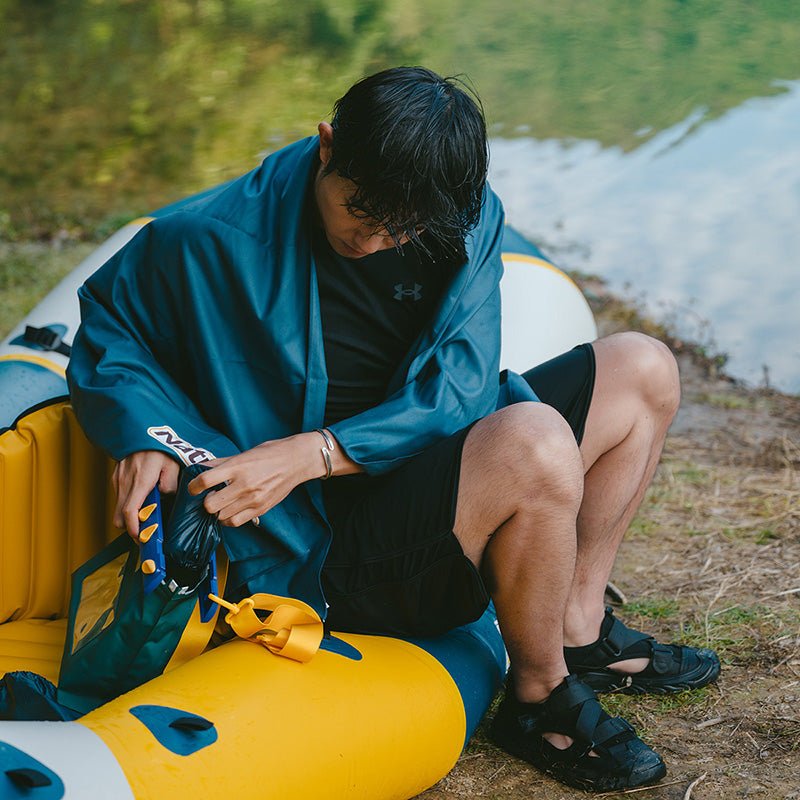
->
<box><xmin>22</xmin><ymin>325</ymin><xmax>72</xmax><ymax>357</ymax></box>
<box><xmin>538</xmin><ymin>675</ymin><xmax>602</xmax><ymax>751</ymax></box>
<box><xmin>599</xmin><ymin>608</ymin><xmax>652</xmax><ymax>659</ymax></box>
<box><xmin>591</xmin><ymin>716</ymin><xmax>638</xmax><ymax>755</ymax></box>
<box><xmin>548</xmin><ymin>675</ymin><xmax>597</xmax><ymax>714</ymax></box>
<box><xmin>599</xmin><ymin>616</ymin><xmax>629</xmax><ymax>658</ymax></box>
<box><xmin>650</xmin><ymin>642</ymin><xmax>680</xmax><ymax>675</ymax></box>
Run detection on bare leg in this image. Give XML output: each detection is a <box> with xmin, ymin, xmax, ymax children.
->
<box><xmin>453</xmin><ymin>402</ymin><xmax>584</xmax><ymax>704</ymax></box>
<box><xmin>564</xmin><ymin>333</ymin><xmax>680</xmax><ymax>669</ymax></box>
<box><xmin>452</xmin><ymin>333</ymin><xmax>680</xmax><ymax>767</ymax></box>
<box><xmin>453</xmin><ymin>332</ymin><xmax>681</xmax><ymax>697</ymax></box>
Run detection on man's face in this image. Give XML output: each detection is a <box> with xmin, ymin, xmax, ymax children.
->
<box><xmin>314</xmin><ymin>168</ymin><xmax>402</xmax><ymax>259</ymax></box>
<box><xmin>314</xmin><ymin>121</ymin><xmax>411</xmax><ymax>259</ymax></box>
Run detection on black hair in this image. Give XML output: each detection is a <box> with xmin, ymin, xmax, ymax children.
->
<box><xmin>326</xmin><ymin>66</ymin><xmax>488</xmax><ymax>263</ymax></box>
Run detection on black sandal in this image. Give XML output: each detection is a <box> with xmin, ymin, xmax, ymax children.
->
<box><xmin>565</xmin><ymin>606</ymin><xmax>721</xmax><ymax>694</ymax></box>
<box><xmin>489</xmin><ymin>674</ymin><xmax>666</xmax><ymax>792</ymax></box>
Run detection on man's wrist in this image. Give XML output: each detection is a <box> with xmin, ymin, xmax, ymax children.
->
<box><xmin>297</xmin><ymin>431</ymin><xmax>330</xmax><ymax>482</ymax></box>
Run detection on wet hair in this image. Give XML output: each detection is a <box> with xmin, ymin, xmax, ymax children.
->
<box><xmin>326</xmin><ymin>66</ymin><xmax>488</xmax><ymax>263</ymax></box>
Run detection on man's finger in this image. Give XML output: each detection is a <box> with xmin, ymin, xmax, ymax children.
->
<box><xmin>123</xmin><ymin>482</ymin><xmax>158</xmax><ymax>539</ymax></box>
<box><xmin>112</xmin><ymin>465</ymin><xmax>124</xmax><ymax>528</ymax></box>
<box><xmin>114</xmin><ymin>464</ymin><xmax>136</xmax><ymax>532</ymax></box>
<box><xmin>188</xmin><ymin>459</ymin><xmax>230</xmax><ymax>495</ymax></box>
<box><xmin>158</xmin><ymin>460</ymin><xmax>180</xmax><ymax>494</ymax></box>
<box><xmin>219</xmin><ymin>503</ymin><xmax>263</xmax><ymax>528</ymax></box>
<box><xmin>201</xmin><ymin>483</ymin><xmax>237</xmax><ymax>515</ymax></box>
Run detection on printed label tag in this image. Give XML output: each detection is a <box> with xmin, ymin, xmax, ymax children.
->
<box><xmin>146</xmin><ymin>425</ymin><xmax>216</xmax><ymax>465</ymax></box>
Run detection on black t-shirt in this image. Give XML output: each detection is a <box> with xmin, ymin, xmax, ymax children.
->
<box><xmin>312</xmin><ymin>224</ymin><xmax>453</xmax><ymax>426</ymax></box>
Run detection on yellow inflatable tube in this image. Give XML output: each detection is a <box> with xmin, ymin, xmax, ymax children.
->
<box><xmin>0</xmin><ymin>401</ymin><xmax>507</xmax><ymax>800</ymax></box>
<box><xmin>83</xmin><ymin>636</ymin><xmax>464</xmax><ymax>800</ymax></box>
<box><xmin>0</xmin><ymin>216</ymin><xmax>595</xmax><ymax>799</ymax></box>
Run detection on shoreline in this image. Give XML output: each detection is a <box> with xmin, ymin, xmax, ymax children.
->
<box><xmin>2</xmin><ymin>236</ymin><xmax>797</xmax><ymax>399</ymax></box>
<box><xmin>580</xmin><ymin>270</ymin><xmax>798</xmax><ymax>399</ymax></box>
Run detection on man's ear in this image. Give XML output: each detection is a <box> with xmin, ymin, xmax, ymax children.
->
<box><xmin>318</xmin><ymin>122</ymin><xmax>334</xmax><ymax>168</ymax></box>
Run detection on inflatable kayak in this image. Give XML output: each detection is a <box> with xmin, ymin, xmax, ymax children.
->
<box><xmin>0</xmin><ymin>201</ymin><xmax>596</xmax><ymax>799</ymax></box>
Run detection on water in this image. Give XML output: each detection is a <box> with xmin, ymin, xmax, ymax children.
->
<box><xmin>490</xmin><ymin>81</ymin><xmax>800</xmax><ymax>393</ymax></box>
<box><xmin>3</xmin><ymin>1</ymin><xmax>800</xmax><ymax>391</ymax></box>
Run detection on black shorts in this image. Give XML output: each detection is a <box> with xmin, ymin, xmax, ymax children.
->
<box><xmin>321</xmin><ymin>343</ymin><xmax>596</xmax><ymax>638</ymax></box>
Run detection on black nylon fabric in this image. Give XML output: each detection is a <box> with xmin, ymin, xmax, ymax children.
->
<box><xmin>163</xmin><ymin>463</ymin><xmax>223</xmax><ymax>587</ymax></box>
<box><xmin>521</xmin><ymin>342</ymin><xmax>596</xmax><ymax>446</ymax></box>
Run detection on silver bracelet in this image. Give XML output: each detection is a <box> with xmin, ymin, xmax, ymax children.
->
<box><xmin>315</xmin><ymin>428</ymin><xmax>335</xmax><ymax>451</ymax></box>
<box><xmin>315</xmin><ymin>429</ymin><xmax>335</xmax><ymax>480</ymax></box>
<box><xmin>319</xmin><ymin>446</ymin><xmax>333</xmax><ymax>480</ymax></box>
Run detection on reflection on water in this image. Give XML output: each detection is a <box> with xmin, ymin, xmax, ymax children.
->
<box><xmin>4</xmin><ymin>2</ymin><xmax>800</xmax><ymax>389</ymax></box>
<box><xmin>490</xmin><ymin>81</ymin><xmax>800</xmax><ymax>394</ymax></box>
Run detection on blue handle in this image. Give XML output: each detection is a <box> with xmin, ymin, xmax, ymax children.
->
<box><xmin>138</xmin><ymin>485</ymin><xmax>166</xmax><ymax>594</ymax></box>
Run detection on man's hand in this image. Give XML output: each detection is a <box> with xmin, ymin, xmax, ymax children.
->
<box><xmin>187</xmin><ymin>433</ymin><xmax>326</xmax><ymax>527</ymax></box>
<box><xmin>113</xmin><ymin>450</ymin><xmax>180</xmax><ymax>538</ymax></box>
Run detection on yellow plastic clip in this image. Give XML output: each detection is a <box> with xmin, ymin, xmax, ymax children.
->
<box><xmin>207</xmin><ymin>592</ymin><xmax>323</xmax><ymax>663</ymax></box>
<box><xmin>141</xmin><ymin>559</ymin><xmax>156</xmax><ymax>575</ymax></box>
<box><xmin>138</xmin><ymin>523</ymin><xmax>158</xmax><ymax>543</ymax></box>
<box><xmin>138</xmin><ymin>503</ymin><xmax>158</xmax><ymax>522</ymax></box>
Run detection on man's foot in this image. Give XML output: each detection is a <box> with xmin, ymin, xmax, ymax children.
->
<box><xmin>489</xmin><ymin>675</ymin><xmax>666</xmax><ymax>793</ymax></box>
<box><xmin>565</xmin><ymin>606</ymin><xmax>721</xmax><ymax>694</ymax></box>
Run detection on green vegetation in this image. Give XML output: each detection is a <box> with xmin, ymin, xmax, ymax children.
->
<box><xmin>678</xmin><ymin>604</ymin><xmax>800</xmax><ymax>667</ymax></box>
<box><xmin>698</xmin><ymin>392</ymin><xmax>757</xmax><ymax>410</ymax></box>
<box><xmin>604</xmin><ymin>685</ymin><xmax>713</xmax><ymax>721</ymax></box>
<box><xmin>0</xmin><ymin>242</ymin><xmax>94</xmax><ymax>336</ymax></box>
<box><xmin>626</xmin><ymin>516</ymin><xmax>659</xmax><ymax>539</ymax></box>
<box><xmin>2</xmin><ymin>0</ymin><xmax>800</xmax><ymax>239</ymax></box>
<box><xmin>624</xmin><ymin>597</ymin><xmax>680</xmax><ymax>619</ymax></box>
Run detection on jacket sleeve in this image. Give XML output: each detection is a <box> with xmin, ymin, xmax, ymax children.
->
<box><xmin>327</xmin><ymin>189</ymin><xmax>506</xmax><ymax>475</ymax></box>
<box><xmin>67</xmin><ymin>217</ymin><xmax>241</xmax><ymax>463</ymax></box>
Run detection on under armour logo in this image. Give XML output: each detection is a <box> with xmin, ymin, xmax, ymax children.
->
<box><xmin>394</xmin><ymin>283</ymin><xmax>422</xmax><ymax>301</ymax></box>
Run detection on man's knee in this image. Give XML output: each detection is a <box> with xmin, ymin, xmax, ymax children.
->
<box><xmin>600</xmin><ymin>332</ymin><xmax>680</xmax><ymax>420</ymax></box>
<box><xmin>484</xmin><ymin>402</ymin><xmax>584</xmax><ymax>509</ymax></box>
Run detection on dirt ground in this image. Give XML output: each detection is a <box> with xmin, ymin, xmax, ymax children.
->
<box><xmin>418</xmin><ymin>292</ymin><xmax>800</xmax><ymax>800</ymax></box>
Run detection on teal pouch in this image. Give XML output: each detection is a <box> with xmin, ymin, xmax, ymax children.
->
<box><xmin>56</xmin><ymin>533</ymin><xmax>201</xmax><ymax>714</ymax></box>
<box><xmin>55</xmin><ymin>464</ymin><xmax>223</xmax><ymax>715</ymax></box>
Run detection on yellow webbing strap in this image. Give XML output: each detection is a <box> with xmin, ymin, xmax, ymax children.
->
<box><xmin>164</xmin><ymin>549</ymin><xmax>229</xmax><ymax>673</ymax></box>
<box><xmin>208</xmin><ymin>592</ymin><xmax>323</xmax><ymax>663</ymax></box>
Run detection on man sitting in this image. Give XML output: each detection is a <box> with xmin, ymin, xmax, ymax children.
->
<box><xmin>68</xmin><ymin>66</ymin><xmax>719</xmax><ymax>793</ymax></box>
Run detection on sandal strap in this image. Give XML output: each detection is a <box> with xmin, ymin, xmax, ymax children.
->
<box><xmin>535</xmin><ymin>676</ymin><xmax>611</xmax><ymax>751</ymax></box>
<box><xmin>546</xmin><ymin>674</ymin><xmax>597</xmax><ymax>714</ymax></box>
<box><xmin>564</xmin><ymin>607</ymin><xmax>655</xmax><ymax>670</ymax></box>
<box><xmin>490</xmin><ymin>675</ymin><xmax>667</xmax><ymax>789</ymax></box>
<box><xmin>573</xmin><ymin>691</ymin><xmax>603</xmax><ymax>747</ymax></box>
<box><xmin>600</xmin><ymin>609</ymin><xmax>652</xmax><ymax>659</ymax></box>
<box><xmin>593</xmin><ymin>715</ymin><xmax>636</xmax><ymax>749</ymax></box>
<box><xmin>650</xmin><ymin>641</ymin><xmax>686</xmax><ymax>674</ymax></box>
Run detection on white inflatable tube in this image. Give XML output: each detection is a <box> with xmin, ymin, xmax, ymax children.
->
<box><xmin>499</xmin><ymin>253</ymin><xmax>597</xmax><ymax>372</ymax></box>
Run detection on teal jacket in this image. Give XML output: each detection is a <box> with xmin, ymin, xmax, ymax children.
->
<box><xmin>67</xmin><ymin>136</ymin><xmax>537</xmax><ymax>615</ymax></box>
